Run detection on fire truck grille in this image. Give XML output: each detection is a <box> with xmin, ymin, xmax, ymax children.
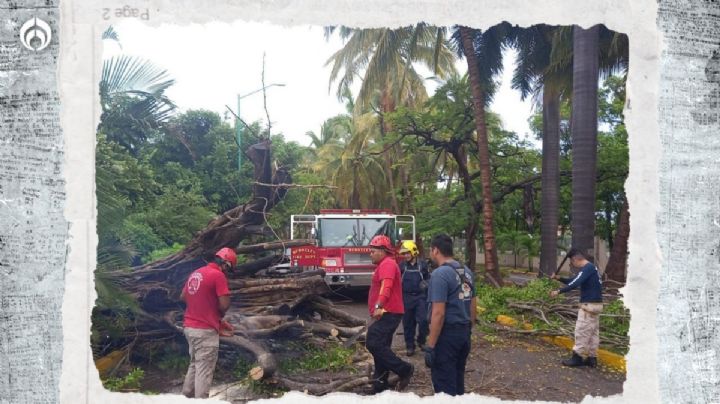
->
<box><xmin>343</xmin><ymin>252</ymin><xmax>372</xmax><ymax>265</ymax></box>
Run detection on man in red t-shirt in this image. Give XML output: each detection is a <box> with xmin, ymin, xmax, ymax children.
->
<box><xmin>180</xmin><ymin>247</ymin><xmax>235</xmax><ymax>398</ymax></box>
<box><xmin>365</xmin><ymin>235</ymin><xmax>414</xmax><ymax>393</ymax></box>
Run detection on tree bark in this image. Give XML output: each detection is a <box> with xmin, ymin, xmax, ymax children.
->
<box><xmin>570</xmin><ymin>25</ymin><xmax>600</xmax><ymax>256</ymax></box>
<box><xmin>540</xmin><ymin>87</ymin><xmax>561</xmax><ymax>276</ymax></box>
<box><xmin>459</xmin><ymin>26</ymin><xmax>501</xmax><ymax>285</ymax></box>
<box><xmin>604</xmin><ymin>198</ymin><xmax>629</xmax><ymax>283</ymax></box>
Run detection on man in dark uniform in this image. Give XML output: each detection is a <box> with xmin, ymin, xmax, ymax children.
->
<box><xmin>399</xmin><ymin>240</ymin><xmax>430</xmax><ymax>357</ymax></box>
<box><xmin>423</xmin><ymin>234</ymin><xmax>477</xmax><ymax>396</ymax></box>
<box><xmin>550</xmin><ymin>248</ymin><xmax>604</xmax><ymax>367</ymax></box>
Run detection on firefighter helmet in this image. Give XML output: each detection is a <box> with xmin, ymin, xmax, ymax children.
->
<box><xmin>399</xmin><ymin>240</ymin><xmax>419</xmax><ymax>257</ymax></box>
<box><xmin>215</xmin><ymin>247</ymin><xmax>237</xmax><ymax>268</ymax></box>
<box><xmin>369</xmin><ymin>235</ymin><xmax>393</xmax><ymax>252</ymax></box>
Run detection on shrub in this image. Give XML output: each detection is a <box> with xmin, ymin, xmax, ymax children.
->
<box><xmin>103</xmin><ymin>368</ymin><xmax>145</xmax><ymax>392</ymax></box>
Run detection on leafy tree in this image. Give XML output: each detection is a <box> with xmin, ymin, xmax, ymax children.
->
<box><xmin>325</xmin><ymin>23</ymin><xmax>457</xmax><ymax>213</ymax></box>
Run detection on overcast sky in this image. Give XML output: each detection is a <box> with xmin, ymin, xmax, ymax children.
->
<box><xmin>106</xmin><ymin>20</ymin><xmax>535</xmax><ymax>147</ymax></box>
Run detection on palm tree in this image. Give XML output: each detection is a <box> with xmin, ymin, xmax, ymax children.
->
<box><xmin>556</xmin><ymin>25</ymin><xmax>628</xmax><ymax>258</ymax></box>
<box><xmin>99</xmin><ymin>55</ymin><xmax>176</xmax><ymax>154</ymax></box>
<box><xmin>96</xmin><ymin>31</ymin><xmax>177</xmax><ymax>311</ymax></box>
<box><xmin>570</xmin><ymin>25</ymin><xmax>602</xmax><ymax>257</ymax></box>
<box><xmin>325</xmin><ymin>24</ymin><xmax>456</xmax><ymax>212</ymax></box>
<box><xmin>451</xmin><ymin>23</ymin><xmax>511</xmax><ymax>286</ymax></box>
<box><xmin>311</xmin><ymin>111</ymin><xmax>388</xmax><ymax>209</ymax></box>
<box><xmin>511</xmin><ymin>25</ymin><xmax>571</xmax><ymax>276</ymax></box>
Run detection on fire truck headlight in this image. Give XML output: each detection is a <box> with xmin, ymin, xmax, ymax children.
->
<box><xmin>322</xmin><ymin>259</ymin><xmax>338</xmax><ymax>267</ymax></box>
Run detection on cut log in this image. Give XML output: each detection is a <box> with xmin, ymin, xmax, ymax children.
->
<box><xmin>304</xmin><ymin>322</ymin><xmax>365</xmax><ymax>338</ymax></box>
<box><xmin>220</xmin><ymin>334</ymin><xmax>277</xmax><ymax>380</ymax></box>
<box><xmin>272</xmin><ymin>374</ymin><xmax>370</xmax><ymax>395</ymax></box>
<box><xmin>249</xmin><ymin>366</ymin><xmax>264</xmax><ymax>381</ymax></box>
<box><xmin>307</xmin><ymin>298</ymin><xmax>366</xmax><ymax>327</ymax></box>
<box><xmin>343</xmin><ymin>325</ymin><xmax>367</xmax><ymax>347</ymax></box>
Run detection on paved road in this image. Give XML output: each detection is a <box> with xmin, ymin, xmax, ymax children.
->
<box><xmin>327</xmin><ymin>287</ymin><xmax>624</xmax><ymax>401</ymax></box>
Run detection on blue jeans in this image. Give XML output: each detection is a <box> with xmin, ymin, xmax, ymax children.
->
<box><xmin>402</xmin><ymin>293</ymin><xmax>428</xmax><ymax>349</ymax></box>
<box><xmin>430</xmin><ymin>323</ymin><xmax>471</xmax><ymax>396</ymax></box>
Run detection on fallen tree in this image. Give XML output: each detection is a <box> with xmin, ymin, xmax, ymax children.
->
<box><xmin>94</xmin><ymin>140</ymin><xmax>374</xmax><ymax>398</ymax></box>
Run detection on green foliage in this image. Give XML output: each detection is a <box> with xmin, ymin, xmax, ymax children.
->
<box><xmin>146</xmin><ymin>243</ymin><xmax>185</xmax><ymax>263</ymax></box>
<box><xmin>477</xmin><ymin>279</ymin><xmax>630</xmax><ymax>353</ymax></box>
<box><xmin>600</xmin><ymin>299</ymin><xmax>630</xmax><ymax>340</ymax></box>
<box><xmin>475</xmin><ymin>278</ymin><xmax>557</xmax><ymax>322</ymax></box>
<box><xmin>117</xmin><ymin>218</ymin><xmax>165</xmax><ymax>261</ymax></box>
<box><xmin>279</xmin><ymin>344</ymin><xmax>356</xmax><ymax>373</ymax></box>
<box><xmin>103</xmin><ymin>367</ymin><xmax>145</xmax><ymax>392</ymax></box>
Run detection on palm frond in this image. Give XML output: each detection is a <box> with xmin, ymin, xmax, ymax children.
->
<box><xmin>101</xmin><ymin>55</ymin><xmax>175</xmax><ymax>104</ymax></box>
<box><xmin>102</xmin><ymin>25</ymin><xmax>121</xmax><ymax>45</ymax></box>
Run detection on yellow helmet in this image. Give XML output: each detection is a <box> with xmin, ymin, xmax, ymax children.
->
<box><xmin>399</xmin><ymin>240</ymin><xmax>419</xmax><ymax>257</ymax></box>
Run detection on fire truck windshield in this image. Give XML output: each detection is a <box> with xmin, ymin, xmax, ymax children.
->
<box><xmin>317</xmin><ymin>218</ymin><xmax>395</xmax><ymax>247</ymax></box>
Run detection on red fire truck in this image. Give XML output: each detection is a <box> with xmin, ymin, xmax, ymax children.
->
<box><xmin>289</xmin><ymin>209</ymin><xmax>416</xmax><ymax>288</ymax></box>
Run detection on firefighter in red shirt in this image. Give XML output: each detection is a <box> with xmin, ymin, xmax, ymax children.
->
<box><xmin>180</xmin><ymin>247</ymin><xmax>236</xmax><ymax>398</ymax></box>
<box><xmin>366</xmin><ymin>235</ymin><xmax>414</xmax><ymax>393</ymax></box>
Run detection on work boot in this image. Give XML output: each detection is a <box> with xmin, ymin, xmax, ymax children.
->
<box><xmin>372</xmin><ymin>382</ymin><xmax>388</xmax><ymax>394</ymax></box>
<box><xmin>584</xmin><ymin>356</ymin><xmax>597</xmax><ymax>368</ymax></box>
<box><xmin>406</xmin><ymin>347</ymin><xmax>415</xmax><ymax>357</ymax></box>
<box><xmin>371</xmin><ymin>370</ymin><xmax>389</xmax><ymax>394</ymax></box>
<box><xmin>396</xmin><ymin>364</ymin><xmax>414</xmax><ymax>391</ymax></box>
<box><xmin>561</xmin><ymin>351</ymin><xmax>585</xmax><ymax>367</ymax></box>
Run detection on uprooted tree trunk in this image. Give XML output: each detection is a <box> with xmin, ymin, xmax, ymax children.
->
<box><xmin>96</xmin><ymin>140</ymin><xmax>372</xmax><ymax>395</ymax></box>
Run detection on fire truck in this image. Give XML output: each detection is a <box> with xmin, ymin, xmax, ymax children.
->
<box><xmin>288</xmin><ymin>209</ymin><xmax>416</xmax><ymax>288</ymax></box>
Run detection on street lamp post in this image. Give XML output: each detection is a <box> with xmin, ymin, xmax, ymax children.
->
<box><xmin>235</xmin><ymin>83</ymin><xmax>285</xmax><ymax>171</ymax></box>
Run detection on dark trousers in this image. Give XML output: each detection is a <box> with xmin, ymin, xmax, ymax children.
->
<box><xmin>402</xmin><ymin>293</ymin><xmax>428</xmax><ymax>349</ymax></box>
<box><xmin>365</xmin><ymin>313</ymin><xmax>412</xmax><ymax>391</ymax></box>
<box><xmin>431</xmin><ymin>324</ymin><xmax>471</xmax><ymax>396</ymax></box>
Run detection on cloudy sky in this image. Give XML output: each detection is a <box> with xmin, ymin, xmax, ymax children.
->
<box><xmin>106</xmin><ymin>20</ymin><xmax>535</xmax><ymax>147</ymax></box>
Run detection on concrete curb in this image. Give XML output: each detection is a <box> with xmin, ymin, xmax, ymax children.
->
<box><xmin>486</xmin><ymin>310</ymin><xmax>626</xmax><ymax>372</ymax></box>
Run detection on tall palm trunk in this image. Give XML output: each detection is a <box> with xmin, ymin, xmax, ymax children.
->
<box><xmin>539</xmin><ymin>87</ymin><xmax>561</xmax><ymax>276</ymax></box>
<box><xmin>570</xmin><ymin>25</ymin><xmax>600</xmax><ymax>256</ymax></box>
<box><xmin>379</xmin><ymin>91</ymin><xmax>401</xmax><ymax>213</ymax></box>
<box><xmin>459</xmin><ymin>26</ymin><xmax>501</xmax><ymax>285</ymax></box>
<box><xmin>605</xmin><ymin>198</ymin><xmax>629</xmax><ymax>283</ymax></box>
